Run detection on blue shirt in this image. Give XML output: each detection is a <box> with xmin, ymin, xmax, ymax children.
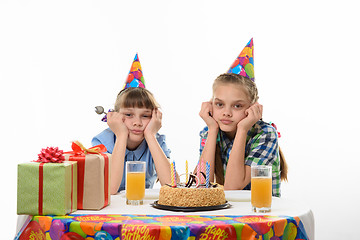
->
<box><xmin>92</xmin><ymin>128</ymin><xmax>171</xmax><ymax>192</ymax></box>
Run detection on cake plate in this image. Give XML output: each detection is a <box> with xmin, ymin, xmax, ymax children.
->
<box><xmin>151</xmin><ymin>201</ymin><xmax>231</xmax><ymax>212</ymax></box>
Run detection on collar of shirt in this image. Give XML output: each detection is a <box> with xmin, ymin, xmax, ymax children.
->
<box><xmin>125</xmin><ymin>139</ymin><xmax>148</xmax><ymax>161</ymax></box>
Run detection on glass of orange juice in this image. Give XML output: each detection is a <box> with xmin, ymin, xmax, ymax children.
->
<box><xmin>251</xmin><ymin>165</ymin><xmax>272</xmax><ymax>213</ymax></box>
<box><xmin>126</xmin><ymin>161</ymin><xmax>146</xmax><ymax>205</ymax></box>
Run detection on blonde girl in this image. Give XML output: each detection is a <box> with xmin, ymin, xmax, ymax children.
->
<box><xmin>199</xmin><ymin>73</ymin><xmax>287</xmax><ymax>197</ymax></box>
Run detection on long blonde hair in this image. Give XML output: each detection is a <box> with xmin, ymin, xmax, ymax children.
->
<box><xmin>212</xmin><ymin>73</ymin><xmax>288</xmax><ymax>183</ymax></box>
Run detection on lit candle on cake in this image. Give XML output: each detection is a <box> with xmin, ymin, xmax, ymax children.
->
<box><xmin>170</xmin><ymin>161</ymin><xmax>175</xmax><ymax>187</ymax></box>
<box><xmin>196</xmin><ymin>159</ymin><xmax>201</xmax><ymax>184</ymax></box>
<box><xmin>201</xmin><ymin>158</ymin><xmax>205</xmax><ymax>184</ymax></box>
<box><xmin>173</xmin><ymin>160</ymin><xmax>177</xmax><ymax>187</ymax></box>
<box><xmin>206</xmin><ymin>161</ymin><xmax>210</xmax><ymax>188</ymax></box>
<box><xmin>185</xmin><ymin>160</ymin><xmax>188</xmax><ymax>183</ymax></box>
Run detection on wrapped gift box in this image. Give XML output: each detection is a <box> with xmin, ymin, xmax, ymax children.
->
<box><xmin>64</xmin><ymin>142</ymin><xmax>111</xmax><ymax>210</ymax></box>
<box><xmin>17</xmin><ymin>161</ymin><xmax>77</xmax><ymax>216</ymax></box>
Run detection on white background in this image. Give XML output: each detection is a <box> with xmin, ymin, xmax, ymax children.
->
<box><xmin>1</xmin><ymin>0</ymin><xmax>359</xmax><ymax>239</ymax></box>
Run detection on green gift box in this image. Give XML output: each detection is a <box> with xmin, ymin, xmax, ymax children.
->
<box><xmin>17</xmin><ymin>161</ymin><xmax>77</xmax><ymax>215</ymax></box>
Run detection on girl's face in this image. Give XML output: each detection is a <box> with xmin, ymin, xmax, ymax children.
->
<box><xmin>212</xmin><ymin>83</ymin><xmax>252</xmax><ymax>138</ymax></box>
<box><xmin>120</xmin><ymin>107</ymin><xmax>152</xmax><ymax>146</ymax></box>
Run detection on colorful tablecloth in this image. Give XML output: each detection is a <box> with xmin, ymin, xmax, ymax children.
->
<box><xmin>16</xmin><ymin>214</ymin><xmax>309</xmax><ymax>240</ymax></box>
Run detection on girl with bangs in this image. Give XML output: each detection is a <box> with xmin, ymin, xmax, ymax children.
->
<box><xmin>92</xmin><ymin>55</ymin><xmax>171</xmax><ymax>194</ymax></box>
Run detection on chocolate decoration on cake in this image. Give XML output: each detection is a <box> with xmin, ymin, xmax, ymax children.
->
<box><xmin>165</xmin><ymin>172</ymin><xmax>218</xmax><ymax>189</ymax></box>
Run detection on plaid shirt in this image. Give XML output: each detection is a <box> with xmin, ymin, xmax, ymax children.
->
<box><xmin>199</xmin><ymin>120</ymin><xmax>281</xmax><ymax>197</ymax></box>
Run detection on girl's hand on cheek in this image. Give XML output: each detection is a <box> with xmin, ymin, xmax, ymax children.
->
<box><xmin>237</xmin><ymin>102</ymin><xmax>263</xmax><ymax>132</ymax></box>
<box><xmin>199</xmin><ymin>101</ymin><xmax>218</xmax><ymax>131</ymax></box>
<box><xmin>107</xmin><ymin>111</ymin><xmax>129</xmax><ymax>139</ymax></box>
<box><xmin>144</xmin><ymin>109</ymin><xmax>162</xmax><ymax>137</ymax></box>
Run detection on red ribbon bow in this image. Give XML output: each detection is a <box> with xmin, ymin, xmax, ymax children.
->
<box><xmin>35</xmin><ymin>147</ymin><xmax>65</xmax><ymax>163</ymax></box>
<box><xmin>270</xmin><ymin>122</ymin><xmax>281</xmax><ymax>138</ymax></box>
<box><xmin>66</xmin><ymin>141</ymin><xmax>107</xmax><ymax>155</ymax></box>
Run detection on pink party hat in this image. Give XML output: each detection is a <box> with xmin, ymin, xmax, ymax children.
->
<box><xmin>227</xmin><ymin>38</ymin><xmax>255</xmax><ymax>81</ymax></box>
<box><xmin>123</xmin><ymin>53</ymin><xmax>146</xmax><ymax>89</ymax></box>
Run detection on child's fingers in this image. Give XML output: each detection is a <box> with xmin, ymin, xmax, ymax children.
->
<box><xmin>248</xmin><ymin>103</ymin><xmax>263</xmax><ymax>119</ymax></box>
<box><xmin>106</xmin><ymin>112</ymin><xmax>116</xmax><ymax>124</ymax></box>
<box><xmin>152</xmin><ymin>109</ymin><xmax>160</xmax><ymax>122</ymax></box>
<box><xmin>200</xmin><ymin>102</ymin><xmax>206</xmax><ymax>112</ymax></box>
<box><xmin>156</xmin><ymin>108</ymin><xmax>162</xmax><ymax>120</ymax></box>
<box><xmin>107</xmin><ymin>111</ymin><xmax>114</xmax><ymax>118</ymax></box>
<box><xmin>247</xmin><ymin>107</ymin><xmax>256</xmax><ymax>118</ymax></box>
<box><xmin>108</xmin><ymin>112</ymin><xmax>127</xmax><ymax>126</ymax></box>
<box><xmin>200</xmin><ymin>102</ymin><xmax>212</xmax><ymax>117</ymax></box>
<box><xmin>208</xmin><ymin>102</ymin><xmax>213</xmax><ymax>116</ymax></box>
<box><xmin>254</xmin><ymin>103</ymin><xmax>263</xmax><ymax>116</ymax></box>
<box><xmin>147</xmin><ymin>109</ymin><xmax>162</xmax><ymax>133</ymax></box>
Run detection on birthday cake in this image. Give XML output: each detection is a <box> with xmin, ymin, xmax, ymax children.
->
<box><xmin>158</xmin><ymin>173</ymin><xmax>226</xmax><ymax>207</ymax></box>
<box><xmin>158</xmin><ymin>184</ymin><xmax>226</xmax><ymax>207</ymax></box>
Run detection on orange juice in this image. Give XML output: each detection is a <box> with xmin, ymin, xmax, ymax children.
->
<box><xmin>251</xmin><ymin>177</ymin><xmax>272</xmax><ymax>208</ymax></box>
<box><xmin>126</xmin><ymin>172</ymin><xmax>145</xmax><ymax>200</ymax></box>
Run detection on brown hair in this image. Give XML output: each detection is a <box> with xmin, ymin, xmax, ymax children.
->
<box><xmin>114</xmin><ymin>87</ymin><xmax>160</xmax><ymax>112</ymax></box>
<box><xmin>214</xmin><ymin>145</ymin><xmax>225</xmax><ymax>184</ymax></box>
<box><xmin>211</xmin><ymin>73</ymin><xmax>288</xmax><ymax>183</ymax></box>
<box><xmin>279</xmin><ymin>147</ymin><xmax>288</xmax><ymax>181</ymax></box>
